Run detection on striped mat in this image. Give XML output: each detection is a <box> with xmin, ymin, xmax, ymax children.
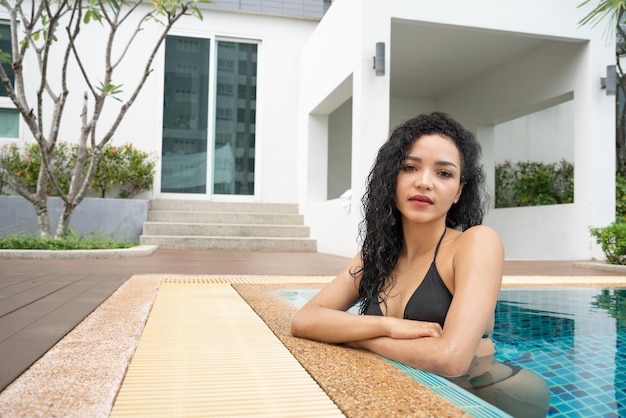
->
<box><xmin>110</xmin><ymin>279</ymin><xmax>343</xmax><ymax>417</ymax></box>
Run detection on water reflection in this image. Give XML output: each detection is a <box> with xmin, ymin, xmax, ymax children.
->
<box><xmin>592</xmin><ymin>289</ymin><xmax>626</xmax><ymax>418</ymax></box>
<box><xmin>444</xmin><ymin>298</ymin><xmax>556</xmax><ymax>417</ymax></box>
<box><xmin>448</xmin><ymin>355</ymin><xmax>550</xmax><ymax>418</ymax></box>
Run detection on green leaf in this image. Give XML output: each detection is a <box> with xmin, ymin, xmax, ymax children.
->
<box><xmin>97</xmin><ymin>81</ymin><xmax>125</xmax><ymax>102</ymax></box>
<box><xmin>578</xmin><ymin>0</ymin><xmax>625</xmax><ymax>27</ymax></box>
<box><xmin>0</xmin><ymin>50</ymin><xmax>11</xmax><ymax>64</ymax></box>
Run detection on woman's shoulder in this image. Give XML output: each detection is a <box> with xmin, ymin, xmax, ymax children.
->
<box><xmin>438</xmin><ymin>225</ymin><xmax>504</xmax><ymax>291</ymax></box>
<box><xmin>459</xmin><ymin>224</ymin><xmax>502</xmax><ymax>240</ymax></box>
<box><xmin>453</xmin><ymin>225</ymin><xmax>504</xmax><ymax>258</ymax></box>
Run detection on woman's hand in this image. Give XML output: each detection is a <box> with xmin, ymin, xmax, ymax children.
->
<box><xmin>384</xmin><ymin>317</ymin><xmax>442</xmax><ymax>339</ymax></box>
<box><xmin>346</xmin><ymin>317</ymin><xmax>442</xmax><ymax>349</ymax></box>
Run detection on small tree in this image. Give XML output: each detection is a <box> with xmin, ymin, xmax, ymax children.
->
<box><xmin>579</xmin><ymin>0</ymin><xmax>626</xmax><ymax>176</ymax></box>
<box><xmin>0</xmin><ymin>0</ymin><xmax>208</xmax><ymax>238</ymax></box>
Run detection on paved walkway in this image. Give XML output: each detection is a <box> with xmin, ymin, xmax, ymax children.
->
<box><xmin>0</xmin><ymin>248</ymin><xmax>624</xmax><ymax>394</ymax></box>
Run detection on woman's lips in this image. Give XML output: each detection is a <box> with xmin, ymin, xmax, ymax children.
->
<box><xmin>409</xmin><ymin>195</ymin><xmax>433</xmax><ymax>206</ymax></box>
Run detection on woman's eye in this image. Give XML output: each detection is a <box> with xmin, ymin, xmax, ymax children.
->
<box><xmin>401</xmin><ymin>165</ymin><xmax>417</xmax><ymax>171</ymax></box>
<box><xmin>439</xmin><ymin>171</ymin><xmax>452</xmax><ymax>178</ymax></box>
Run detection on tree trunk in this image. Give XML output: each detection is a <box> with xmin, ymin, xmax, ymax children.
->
<box><xmin>617</xmin><ymin>71</ymin><xmax>626</xmax><ymax>177</ymax></box>
<box><xmin>34</xmin><ymin>157</ymin><xmax>52</xmax><ymax>238</ymax></box>
<box><xmin>34</xmin><ymin>200</ymin><xmax>52</xmax><ymax>239</ymax></box>
<box><xmin>616</xmin><ymin>7</ymin><xmax>626</xmax><ymax>178</ymax></box>
<box><xmin>54</xmin><ymin>202</ymin><xmax>76</xmax><ymax>238</ymax></box>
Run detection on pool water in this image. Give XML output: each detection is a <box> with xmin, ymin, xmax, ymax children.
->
<box><xmin>281</xmin><ymin>287</ymin><xmax>626</xmax><ymax>418</ymax></box>
<box><xmin>493</xmin><ymin>288</ymin><xmax>626</xmax><ymax>417</ymax></box>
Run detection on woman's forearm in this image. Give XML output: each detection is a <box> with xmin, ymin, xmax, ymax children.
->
<box><xmin>354</xmin><ymin>335</ymin><xmax>474</xmax><ymax>377</ymax></box>
<box><xmin>291</xmin><ymin>307</ymin><xmax>389</xmax><ymax>343</ymax></box>
<box><xmin>291</xmin><ymin>307</ymin><xmax>442</xmax><ymax>344</ymax></box>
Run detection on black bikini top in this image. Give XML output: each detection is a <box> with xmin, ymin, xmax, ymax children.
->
<box><xmin>364</xmin><ymin>229</ymin><xmax>452</xmax><ymax>328</ymax></box>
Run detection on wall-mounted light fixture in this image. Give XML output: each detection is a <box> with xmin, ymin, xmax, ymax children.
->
<box><xmin>601</xmin><ymin>64</ymin><xmax>617</xmax><ymax>96</ymax></box>
<box><xmin>373</xmin><ymin>42</ymin><xmax>385</xmax><ymax>76</ymax></box>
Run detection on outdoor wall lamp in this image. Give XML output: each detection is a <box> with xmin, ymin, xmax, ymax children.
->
<box><xmin>601</xmin><ymin>64</ymin><xmax>617</xmax><ymax>96</ymax></box>
<box><xmin>373</xmin><ymin>42</ymin><xmax>385</xmax><ymax>76</ymax></box>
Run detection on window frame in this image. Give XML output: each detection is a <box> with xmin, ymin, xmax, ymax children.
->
<box><xmin>157</xmin><ymin>31</ymin><xmax>261</xmax><ymax>199</ymax></box>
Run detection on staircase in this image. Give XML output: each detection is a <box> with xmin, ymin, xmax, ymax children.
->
<box><xmin>139</xmin><ymin>199</ymin><xmax>316</xmax><ymax>252</ymax></box>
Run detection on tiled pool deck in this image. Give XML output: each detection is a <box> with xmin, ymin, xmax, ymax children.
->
<box><xmin>1</xmin><ymin>249</ymin><xmax>625</xmax><ymax>417</ymax></box>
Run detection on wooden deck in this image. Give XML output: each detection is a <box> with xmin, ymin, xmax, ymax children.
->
<box><xmin>0</xmin><ymin>248</ymin><xmax>624</xmax><ymax>393</ymax></box>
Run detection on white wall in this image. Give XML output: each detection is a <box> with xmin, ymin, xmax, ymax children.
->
<box><xmin>494</xmin><ymin>100</ymin><xmax>575</xmax><ymax>164</ymax></box>
<box><xmin>301</xmin><ymin>0</ymin><xmax>615</xmax><ymax>260</ymax></box>
<box><xmin>299</xmin><ymin>0</ymin><xmax>392</xmax><ymax>257</ymax></box>
<box><xmin>389</xmin><ymin>97</ymin><xmax>435</xmax><ymax>131</ymax></box>
<box><xmin>14</xmin><ymin>4</ymin><xmax>318</xmax><ymax>205</ymax></box>
<box><xmin>327</xmin><ymin>98</ymin><xmax>352</xmax><ymax>200</ymax></box>
<box><xmin>433</xmin><ymin>34</ymin><xmax>613</xmax><ymax>261</ymax></box>
<box><xmin>297</xmin><ymin>0</ymin><xmax>358</xmax><ymax>256</ymax></box>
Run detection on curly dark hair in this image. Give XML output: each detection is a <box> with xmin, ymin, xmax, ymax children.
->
<box><xmin>353</xmin><ymin>112</ymin><xmax>488</xmax><ymax>314</ymax></box>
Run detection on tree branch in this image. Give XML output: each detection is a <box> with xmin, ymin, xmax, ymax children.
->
<box><xmin>98</xmin><ymin>2</ymin><xmax>191</xmax><ymax>146</ymax></box>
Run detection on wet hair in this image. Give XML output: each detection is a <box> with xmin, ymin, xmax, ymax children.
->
<box><xmin>353</xmin><ymin>111</ymin><xmax>488</xmax><ymax>314</ymax></box>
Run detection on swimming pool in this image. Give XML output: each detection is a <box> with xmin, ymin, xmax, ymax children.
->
<box><xmin>281</xmin><ymin>287</ymin><xmax>626</xmax><ymax>418</ymax></box>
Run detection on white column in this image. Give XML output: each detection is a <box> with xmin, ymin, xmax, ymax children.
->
<box><xmin>350</xmin><ymin>2</ymin><xmax>391</xmax><ymax>219</ymax></box>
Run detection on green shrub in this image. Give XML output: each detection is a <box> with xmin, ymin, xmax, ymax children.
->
<box><xmin>0</xmin><ymin>230</ymin><xmax>137</xmax><ymax>250</ymax></box>
<box><xmin>0</xmin><ymin>142</ymin><xmax>156</xmax><ymax>198</ymax></box>
<box><xmin>91</xmin><ymin>144</ymin><xmax>125</xmax><ymax>198</ymax></box>
<box><xmin>589</xmin><ymin>174</ymin><xmax>626</xmax><ymax>264</ymax></box>
<box><xmin>589</xmin><ymin>222</ymin><xmax>626</xmax><ymax>265</ymax></box>
<box><xmin>495</xmin><ymin>160</ymin><xmax>574</xmax><ymax>208</ymax></box>
<box><xmin>89</xmin><ymin>143</ymin><xmax>157</xmax><ymax>198</ymax></box>
<box><xmin>115</xmin><ymin>144</ymin><xmax>156</xmax><ymax>199</ymax></box>
<box><xmin>0</xmin><ymin>142</ymin><xmax>74</xmax><ymax>196</ymax></box>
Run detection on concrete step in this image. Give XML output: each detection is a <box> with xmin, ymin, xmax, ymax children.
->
<box><xmin>139</xmin><ymin>235</ymin><xmax>317</xmax><ymax>252</ymax></box>
<box><xmin>141</xmin><ymin>200</ymin><xmax>316</xmax><ymax>252</ymax></box>
<box><xmin>147</xmin><ymin>210</ymin><xmax>304</xmax><ymax>225</ymax></box>
<box><xmin>142</xmin><ymin>222</ymin><xmax>310</xmax><ymax>238</ymax></box>
<box><xmin>150</xmin><ymin>199</ymin><xmax>299</xmax><ymax>214</ymax></box>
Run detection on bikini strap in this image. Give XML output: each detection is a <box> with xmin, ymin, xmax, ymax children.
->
<box><xmin>432</xmin><ymin>228</ymin><xmax>447</xmax><ymax>262</ymax></box>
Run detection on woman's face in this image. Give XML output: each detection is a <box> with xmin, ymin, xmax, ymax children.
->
<box><xmin>395</xmin><ymin>134</ymin><xmax>464</xmax><ymax>226</ymax></box>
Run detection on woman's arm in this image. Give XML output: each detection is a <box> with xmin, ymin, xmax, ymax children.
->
<box><xmin>351</xmin><ymin>226</ymin><xmax>504</xmax><ymax>377</ymax></box>
<box><xmin>290</xmin><ymin>254</ymin><xmax>442</xmax><ymax>343</ymax></box>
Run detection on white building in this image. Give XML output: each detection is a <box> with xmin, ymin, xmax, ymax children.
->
<box><xmin>0</xmin><ymin>0</ymin><xmax>616</xmax><ymax>260</ymax></box>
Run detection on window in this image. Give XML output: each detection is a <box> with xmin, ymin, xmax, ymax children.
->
<box><xmin>216</xmin><ymin>83</ymin><xmax>234</xmax><ymax>96</ymax></box>
<box><xmin>0</xmin><ymin>108</ymin><xmax>18</xmax><ymax>137</ymax></box>
<box><xmin>160</xmin><ymin>36</ymin><xmax>210</xmax><ymax>194</ymax></box>
<box><xmin>161</xmin><ymin>36</ymin><xmax>258</xmax><ymax>196</ymax></box>
<box><xmin>0</xmin><ymin>22</ymin><xmax>17</xmax><ymax>139</ymax></box>
<box><xmin>213</xmin><ymin>41</ymin><xmax>257</xmax><ymax>195</ymax></box>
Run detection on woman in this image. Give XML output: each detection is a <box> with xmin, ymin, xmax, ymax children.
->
<box><xmin>291</xmin><ymin>112</ymin><xmax>550</xmax><ymax>417</ymax></box>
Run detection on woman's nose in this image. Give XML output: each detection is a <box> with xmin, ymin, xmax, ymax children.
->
<box><xmin>414</xmin><ymin>171</ymin><xmax>433</xmax><ymax>189</ymax></box>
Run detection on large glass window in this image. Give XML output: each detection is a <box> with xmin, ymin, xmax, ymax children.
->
<box><xmin>0</xmin><ymin>22</ymin><xmax>17</xmax><ymax>139</ymax></box>
<box><xmin>213</xmin><ymin>41</ymin><xmax>256</xmax><ymax>195</ymax></box>
<box><xmin>161</xmin><ymin>36</ymin><xmax>210</xmax><ymax>193</ymax></box>
<box><xmin>161</xmin><ymin>36</ymin><xmax>257</xmax><ymax>196</ymax></box>
<box><xmin>0</xmin><ymin>23</ymin><xmax>13</xmax><ymax>97</ymax></box>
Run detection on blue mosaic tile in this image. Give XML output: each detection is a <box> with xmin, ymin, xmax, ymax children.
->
<box><xmin>493</xmin><ymin>288</ymin><xmax>625</xmax><ymax>417</ymax></box>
